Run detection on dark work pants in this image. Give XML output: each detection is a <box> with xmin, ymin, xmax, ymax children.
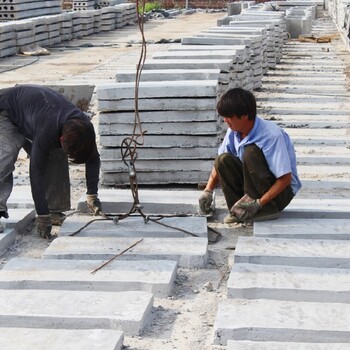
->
<box><xmin>214</xmin><ymin>144</ymin><xmax>294</xmax><ymax>215</ymax></box>
<box><xmin>0</xmin><ymin>110</ymin><xmax>70</xmax><ymax>215</ymax></box>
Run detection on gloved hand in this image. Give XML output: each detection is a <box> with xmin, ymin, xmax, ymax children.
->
<box><xmin>35</xmin><ymin>215</ymin><xmax>52</xmax><ymax>239</ymax></box>
<box><xmin>230</xmin><ymin>194</ymin><xmax>262</xmax><ymax>221</ymax></box>
<box><xmin>199</xmin><ymin>189</ymin><xmax>213</xmax><ymax>215</ymax></box>
<box><xmin>87</xmin><ymin>194</ymin><xmax>102</xmax><ymax>215</ymax></box>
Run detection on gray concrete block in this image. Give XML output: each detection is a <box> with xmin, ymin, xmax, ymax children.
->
<box><xmin>42</xmin><ymin>236</ymin><xmax>208</xmax><ymax>268</ymax></box>
<box><xmin>98</xmin><ymin>96</ymin><xmax>216</xmax><ymax>112</ymax></box>
<box><xmin>115</xmin><ymin>68</ymin><xmax>222</xmax><ymax>82</ymax></box>
<box><xmin>227</xmin><ymin>263</ymin><xmax>350</xmax><ymax>302</ymax></box>
<box><xmin>0</xmin><ymin>258</ymin><xmax>177</xmax><ymax>297</ymax></box>
<box><xmin>283</xmin><ymin>198</ymin><xmax>350</xmax><ymax>219</ymax></box>
<box><xmin>213</xmin><ymin>299</ymin><xmax>350</xmax><ymax>345</ymax></box>
<box><xmin>227</xmin><ymin>340</ymin><xmax>350</xmax><ymax>350</ymax></box>
<box><xmin>100</xmin><ymin>159</ymin><xmax>213</xmax><ymax>173</ymax></box>
<box><xmin>254</xmin><ymin>218</ymin><xmax>350</xmax><ymax>240</ymax></box>
<box><xmin>0</xmin><ymin>289</ymin><xmax>153</xmax><ymax>335</ymax></box>
<box><xmin>59</xmin><ymin>215</ymin><xmax>208</xmax><ymax>239</ymax></box>
<box><xmin>234</xmin><ymin>237</ymin><xmax>350</xmax><ymax>269</ymax></box>
<box><xmin>181</xmin><ymin>36</ymin><xmax>253</xmax><ymax>47</ymax></box>
<box><xmin>101</xmin><ymin>170</ymin><xmax>209</xmax><ymax>186</ymax></box>
<box><xmin>0</xmin><ymin>208</ymin><xmax>35</xmax><ymax>253</ymax></box>
<box><xmin>77</xmin><ymin>189</ymin><xmax>203</xmax><ymax>215</ymax></box>
<box><xmin>0</xmin><ymin>328</ymin><xmax>124</xmax><ymax>350</ymax></box>
<box><xmin>7</xmin><ymin>186</ymin><xmax>34</xmax><ymax>209</ymax></box>
<box><xmin>96</xmin><ymin>80</ymin><xmax>218</xmax><ymax>100</ymax></box>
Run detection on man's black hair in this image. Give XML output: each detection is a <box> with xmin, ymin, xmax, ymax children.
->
<box><xmin>217</xmin><ymin>88</ymin><xmax>257</xmax><ymax>120</ymax></box>
<box><xmin>61</xmin><ymin>119</ymin><xmax>96</xmax><ymax>164</ymax></box>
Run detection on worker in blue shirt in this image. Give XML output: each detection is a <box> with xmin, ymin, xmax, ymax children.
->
<box><xmin>199</xmin><ymin>88</ymin><xmax>302</xmax><ymax>224</ymax></box>
<box><xmin>0</xmin><ymin>84</ymin><xmax>102</xmax><ymax>237</ymax></box>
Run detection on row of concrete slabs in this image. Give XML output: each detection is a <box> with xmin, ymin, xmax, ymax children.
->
<box><xmin>211</xmin><ymin>10</ymin><xmax>350</xmax><ymax>348</ymax></box>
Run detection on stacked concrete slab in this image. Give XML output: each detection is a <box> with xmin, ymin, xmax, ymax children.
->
<box><xmin>0</xmin><ymin>3</ymin><xmax>137</xmax><ymax>58</ymax></box>
<box><xmin>96</xmin><ymin>81</ymin><xmax>220</xmax><ymax>186</ymax></box>
<box><xmin>0</xmin><ymin>0</ymin><xmax>62</xmax><ymax>22</ymax></box>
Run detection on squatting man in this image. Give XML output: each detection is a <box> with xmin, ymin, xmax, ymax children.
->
<box><xmin>199</xmin><ymin>88</ymin><xmax>302</xmax><ymax>224</ymax></box>
<box><xmin>0</xmin><ymin>84</ymin><xmax>102</xmax><ymax>238</ymax></box>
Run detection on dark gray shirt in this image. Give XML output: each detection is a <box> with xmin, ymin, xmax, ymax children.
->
<box><xmin>0</xmin><ymin>84</ymin><xmax>100</xmax><ymax>215</ymax></box>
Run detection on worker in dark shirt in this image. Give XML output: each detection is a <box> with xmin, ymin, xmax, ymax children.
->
<box><xmin>0</xmin><ymin>84</ymin><xmax>101</xmax><ymax>238</ymax></box>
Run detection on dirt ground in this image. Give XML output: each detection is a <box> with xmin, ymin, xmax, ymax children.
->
<box><xmin>0</xmin><ymin>10</ymin><xmax>254</xmax><ymax>350</ymax></box>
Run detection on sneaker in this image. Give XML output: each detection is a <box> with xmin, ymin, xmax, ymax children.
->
<box><xmin>223</xmin><ymin>213</ymin><xmax>240</xmax><ymax>224</ymax></box>
<box><xmin>246</xmin><ymin>211</ymin><xmax>280</xmax><ymax>223</ymax></box>
<box><xmin>50</xmin><ymin>212</ymin><xmax>67</xmax><ymax>226</ymax></box>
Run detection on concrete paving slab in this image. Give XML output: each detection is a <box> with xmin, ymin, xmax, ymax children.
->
<box><xmin>77</xmin><ymin>189</ymin><xmax>203</xmax><ymax>215</ymax></box>
<box><xmin>0</xmin><ymin>328</ymin><xmax>124</xmax><ymax>350</ymax></box>
<box><xmin>213</xmin><ymin>299</ymin><xmax>350</xmax><ymax>345</ymax></box>
<box><xmin>6</xmin><ymin>185</ymin><xmax>33</xmax><ymax>209</ymax></box>
<box><xmin>59</xmin><ymin>215</ymin><xmax>208</xmax><ymax>238</ymax></box>
<box><xmin>227</xmin><ymin>263</ymin><xmax>350</xmax><ymax>302</ymax></box>
<box><xmin>96</xmin><ymin>80</ymin><xmax>218</xmax><ymax>100</ymax></box>
<box><xmin>234</xmin><ymin>237</ymin><xmax>350</xmax><ymax>269</ymax></box>
<box><xmin>0</xmin><ymin>208</ymin><xmax>35</xmax><ymax>253</ymax></box>
<box><xmin>42</xmin><ymin>236</ymin><xmax>208</xmax><ymax>268</ymax></box>
<box><xmin>254</xmin><ymin>218</ymin><xmax>350</xmax><ymax>240</ymax></box>
<box><xmin>282</xmin><ymin>198</ymin><xmax>350</xmax><ymax>219</ymax></box>
<box><xmin>0</xmin><ymin>258</ymin><xmax>177</xmax><ymax>297</ymax></box>
<box><xmin>0</xmin><ymin>289</ymin><xmax>153</xmax><ymax>336</ymax></box>
<box><xmin>227</xmin><ymin>340</ymin><xmax>350</xmax><ymax>350</ymax></box>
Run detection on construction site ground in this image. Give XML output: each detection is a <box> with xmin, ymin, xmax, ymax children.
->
<box><xmin>0</xmin><ymin>9</ymin><xmax>350</xmax><ymax>350</ymax></box>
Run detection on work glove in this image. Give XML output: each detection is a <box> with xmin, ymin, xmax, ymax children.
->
<box><xmin>35</xmin><ymin>215</ymin><xmax>52</xmax><ymax>239</ymax></box>
<box><xmin>230</xmin><ymin>194</ymin><xmax>262</xmax><ymax>221</ymax></box>
<box><xmin>199</xmin><ymin>189</ymin><xmax>214</xmax><ymax>215</ymax></box>
<box><xmin>86</xmin><ymin>194</ymin><xmax>102</xmax><ymax>215</ymax></box>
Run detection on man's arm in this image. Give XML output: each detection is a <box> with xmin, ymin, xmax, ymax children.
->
<box><xmin>259</xmin><ymin>172</ymin><xmax>292</xmax><ymax>206</ymax></box>
<box><xmin>204</xmin><ymin>166</ymin><xmax>219</xmax><ymax>191</ymax></box>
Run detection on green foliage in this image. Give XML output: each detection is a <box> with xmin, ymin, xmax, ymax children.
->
<box><xmin>138</xmin><ymin>1</ymin><xmax>162</xmax><ymax>13</ymax></box>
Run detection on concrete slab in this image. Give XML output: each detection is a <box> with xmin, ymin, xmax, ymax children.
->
<box><xmin>213</xmin><ymin>299</ymin><xmax>350</xmax><ymax>345</ymax></box>
<box><xmin>0</xmin><ymin>328</ymin><xmax>124</xmax><ymax>350</ymax></box>
<box><xmin>0</xmin><ymin>289</ymin><xmax>153</xmax><ymax>336</ymax></box>
<box><xmin>234</xmin><ymin>237</ymin><xmax>350</xmax><ymax>269</ymax></box>
<box><xmin>96</xmin><ymin>80</ymin><xmax>218</xmax><ymax>100</ymax></box>
<box><xmin>254</xmin><ymin>218</ymin><xmax>350</xmax><ymax>240</ymax></box>
<box><xmin>77</xmin><ymin>189</ymin><xmax>203</xmax><ymax>215</ymax></box>
<box><xmin>282</xmin><ymin>198</ymin><xmax>350</xmax><ymax>219</ymax></box>
<box><xmin>0</xmin><ymin>258</ymin><xmax>177</xmax><ymax>297</ymax></box>
<box><xmin>227</xmin><ymin>340</ymin><xmax>350</xmax><ymax>350</ymax></box>
<box><xmin>59</xmin><ymin>215</ymin><xmax>208</xmax><ymax>238</ymax></box>
<box><xmin>0</xmin><ymin>208</ymin><xmax>35</xmax><ymax>253</ymax></box>
<box><xmin>227</xmin><ymin>263</ymin><xmax>350</xmax><ymax>302</ymax></box>
<box><xmin>7</xmin><ymin>186</ymin><xmax>33</xmax><ymax>209</ymax></box>
<box><xmin>42</xmin><ymin>236</ymin><xmax>208</xmax><ymax>268</ymax></box>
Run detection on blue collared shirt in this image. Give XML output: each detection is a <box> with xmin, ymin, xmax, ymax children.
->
<box><xmin>218</xmin><ymin>116</ymin><xmax>302</xmax><ymax>195</ymax></box>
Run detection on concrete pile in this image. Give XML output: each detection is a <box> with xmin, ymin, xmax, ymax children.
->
<box><xmin>0</xmin><ymin>3</ymin><xmax>137</xmax><ymax>58</ymax></box>
<box><xmin>96</xmin><ymin>81</ymin><xmax>220</xmax><ymax>186</ymax></box>
<box><xmin>95</xmin><ymin>3</ymin><xmax>289</xmax><ymax>186</ymax></box>
<box><xmin>0</xmin><ymin>0</ymin><xmax>62</xmax><ymax>22</ymax></box>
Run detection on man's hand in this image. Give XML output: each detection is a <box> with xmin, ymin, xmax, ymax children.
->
<box><xmin>87</xmin><ymin>194</ymin><xmax>102</xmax><ymax>215</ymax></box>
<box><xmin>35</xmin><ymin>215</ymin><xmax>52</xmax><ymax>239</ymax></box>
<box><xmin>230</xmin><ymin>194</ymin><xmax>262</xmax><ymax>221</ymax></box>
<box><xmin>199</xmin><ymin>189</ymin><xmax>213</xmax><ymax>215</ymax></box>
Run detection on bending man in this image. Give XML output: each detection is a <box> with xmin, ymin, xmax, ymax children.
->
<box><xmin>199</xmin><ymin>88</ymin><xmax>302</xmax><ymax>224</ymax></box>
<box><xmin>0</xmin><ymin>84</ymin><xmax>101</xmax><ymax>237</ymax></box>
